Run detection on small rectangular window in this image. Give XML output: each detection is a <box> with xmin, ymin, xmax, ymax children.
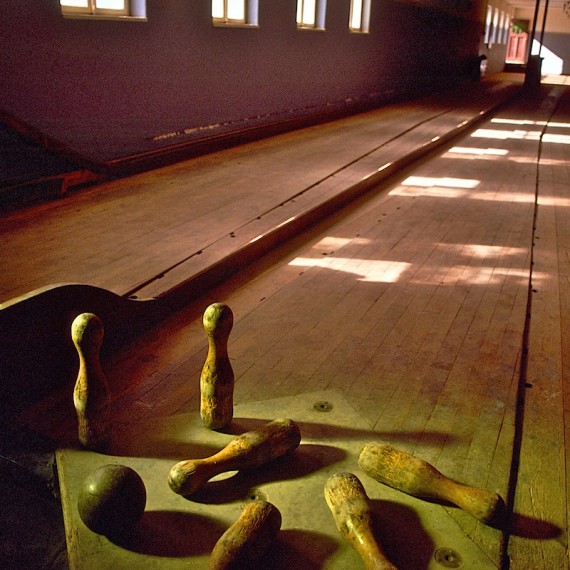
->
<box><xmin>502</xmin><ymin>11</ymin><xmax>510</xmax><ymax>44</ymax></box>
<box><xmin>490</xmin><ymin>7</ymin><xmax>500</xmax><ymax>47</ymax></box>
<box><xmin>212</xmin><ymin>0</ymin><xmax>258</xmax><ymax>27</ymax></box>
<box><xmin>96</xmin><ymin>0</ymin><xmax>126</xmax><ymax>10</ymax></box>
<box><xmin>60</xmin><ymin>0</ymin><xmax>146</xmax><ymax>19</ymax></box>
<box><xmin>483</xmin><ymin>4</ymin><xmax>493</xmax><ymax>45</ymax></box>
<box><xmin>349</xmin><ymin>0</ymin><xmax>370</xmax><ymax>33</ymax></box>
<box><xmin>497</xmin><ymin>11</ymin><xmax>503</xmax><ymax>43</ymax></box>
<box><xmin>61</xmin><ymin>0</ymin><xmax>89</xmax><ymax>7</ymax></box>
<box><xmin>489</xmin><ymin>8</ymin><xmax>499</xmax><ymax>47</ymax></box>
<box><xmin>61</xmin><ymin>0</ymin><xmax>127</xmax><ymax>16</ymax></box>
<box><xmin>297</xmin><ymin>0</ymin><xmax>326</xmax><ymax>30</ymax></box>
<box><xmin>297</xmin><ymin>0</ymin><xmax>316</xmax><ymax>27</ymax></box>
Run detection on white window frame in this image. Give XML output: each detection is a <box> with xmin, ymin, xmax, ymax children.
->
<box><xmin>212</xmin><ymin>0</ymin><xmax>259</xmax><ymax>27</ymax></box>
<box><xmin>497</xmin><ymin>10</ymin><xmax>504</xmax><ymax>44</ymax></box>
<box><xmin>502</xmin><ymin>11</ymin><xmax>511</xmax><ymax>44</ymax></box>
<box><xmin>349</xmin><ymin>0</ymin><xmax>371</xmax><ymax>33</ymax></box>
<box><xmin>60</xmin><ymin>0</ymin><xmax>146</xmax><ymax>21</ymax></box>
<box><xmin>483</xmin><ymin>4</ymin><xmax>493</xmax><ymax>45</ymax></box>
<box><xmin>490</xmin><ymin>7</ymin><xmax>500</xmax><ymax>47</ymax></box>
<box><xmin>297</xmin><ymin>0</ymin><xmax>327</xmax><ymax>31</ymax></box>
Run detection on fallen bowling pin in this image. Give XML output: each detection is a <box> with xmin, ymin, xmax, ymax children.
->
<box><xmin>324</xmin><ymin>472</ymin><xmax>398</xmax><ymax>570</ymax></box>
<box><xmin>208</xmin><ymin>500</ymin><xmax>282</xmax><ymax>570</ymax></box>
<box><xmin>358</xmin><ymin>442</ymin><xmax>504</xmax><ymax>525</ymax></box>
<box><xmin>168</xmin><ymin>418</ymin><xmax>301</xmax><ymax>496</ymax></box>
<box><xmin>72</xmin><ymin>312</ymin><xmax>110</xmax><ymax>452</ymax></box>
<box><xmin>200</xmin><ymin>302</ymin><xmax>234</xmax><ymax>430</ymax></box>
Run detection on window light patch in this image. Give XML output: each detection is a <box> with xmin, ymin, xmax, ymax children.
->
<box><xmin>447</xmin><ymin>147</ymin><xmax>508</xmax><ymax>156</ymax></box>
<box><xmin>289</xmin><ymin>257</ymin><xmax>410</xmax><ymax>283</ymax></box>
<box><xmin>401</xmin><ymin>176</ymin><xmax>480</xmax><ymax>189</ymax></box>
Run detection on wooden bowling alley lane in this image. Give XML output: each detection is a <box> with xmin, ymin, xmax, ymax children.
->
<box><xmin>6</xmin><ymin>80</ymin><xmax>570</xmax><ymax>569</ymax></box>
<box><xmin>0</xmin><ymin>78</ymin><xmax>520</xmax><ymax>304</ymax></box>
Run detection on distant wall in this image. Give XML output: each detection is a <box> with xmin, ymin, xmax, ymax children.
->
<box><xmin>513</xmin><ymin>7</ymin><xmax>570</xmax><ymax>74</ymax></box>
<box><xmin>0</xmin><ymin>1</ymin><xmax>485</xmax><ymax>167</ymax></box>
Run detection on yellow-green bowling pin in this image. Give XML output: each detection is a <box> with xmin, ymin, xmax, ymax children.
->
<box><xmin>169</xmin><ymin>418</ymin><xmax>301</xmax><ymax>496</ymax></box>
<box><xmin>208</xmin><ymin>500</ymin><xmax>282</xmax><ymax>569</ymax></box>
<box><xmin>358</xmin><ymin>442</ymin><xmax>504</xmax><ymax>525</ymax></box>
<box><xmin>200</xmin><ymin>302</ymin><xmax>234</xmax><ymax>430</ymax></box>
<box><xmin>324</xmin><ymin>472</ymin><xmax>398</xmax><ymax>570</ymax></box>
<box><xmin>72</xmin><ymin>312</ymin><xmax>110</xmax><ymax>452</ymax></box>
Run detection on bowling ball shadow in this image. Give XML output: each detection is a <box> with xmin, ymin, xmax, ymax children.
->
<box><xmin>109</xmin><ymin>510</ymin><xmax>225</xmax><ymax>557</ymax></box>
<box><xmin>186</xmin><ymin>443</ymin><xmax>347</xmax><ymax>504</ymax></box>
<box><xmin>369</xmin><ymin>498</ymin><xmax>435</xmax><ymax>570</ymax></box>
<box><xmin>509</xmin><ymin>512</ymin><xmax>562</xmax><ymax>540</ymax></box>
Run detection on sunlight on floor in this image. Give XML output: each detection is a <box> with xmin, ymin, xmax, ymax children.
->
<box><xmin>447</xmin><ymin>147</ymin><xmax>509</xmax><ymax>157</ymax></box>
<box><xmin>311</xmin><ymin>236</ymin><xmax>372</xmax><ymax>251</ymax></box>
<box><xmin>400</xmin><ymin>176</ymin><xmax>480</xmax><ymax>189</ymax></box>
<box><xmin>542</xmin><ymin>75</ymin><xmax>570</xmax><ymax>86</ymax></box>
<box><xmin>413</xmin><ymin>265</ymin><xmax>535</xmax><ymax>286</ymax></box>
<box><xmin>491</xmin><ymin>118</ymin><xmax>570</xmax><ymax>130</ymax></box>
<box><xmin>471</xmin><ymin>128</ymin><xmax>542</xmax><ymax>141</ymax></box>
<box><xmin>462</xmin><ymin>244</ymin><xmax>527</xmax><ymax>258</ymax></box>
<box><xmin>289</xmin><ymin>257</ymin><xmax>410</xmax><ymax>282</ymax></box>
<box><xmin>543</xmin><ymin>133</ymin><xmax>570</xmax><ymax>144</ymax></box>
<box><xmin>288</xmin><ymin>247</ymin><xmax>543</xmax><ymax>286</ymax></box>
<box><xmin>492</xmin><ymin>118</ymin><xmax>548</xmax><ymax>127</ymax></box>
<box><xmin>390</xmin><ymin>186</ymin><xmax>466</xmax><ymax>198</ymax></box>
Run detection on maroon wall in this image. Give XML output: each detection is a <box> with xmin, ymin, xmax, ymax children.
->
<box><xmin>0</xmin><ymin>1</ymin><xmax>483</xmax><ymax>165</ymax></box>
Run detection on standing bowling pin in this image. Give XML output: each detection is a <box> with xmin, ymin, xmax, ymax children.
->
<box><xmin>200</xmin><ymin>303</ymin><xmax>234</xmax><ymax>430</ymax></box>
<box><xmin>168</xmin><ymin>418</ymin><xmax>301</xmax><ymax>496</ymax></box>
<box><xmin>72</xmin><ymin>313</ymin><xmax>110</xmax><ymax>452</ymax></box>
<box><xmin>358</xmin><ymin>442</ymin><xmax>504</xmax><ymax>525</ymax></box>
<box><xmin>208</xmin><ymin>500</ymin><xmax>282</xmax><ymax>569</ymax></box>
<box><xmin>324</xmin><ymin>472</ymin><xmax>398</xmax><ymax>570</ymax></box>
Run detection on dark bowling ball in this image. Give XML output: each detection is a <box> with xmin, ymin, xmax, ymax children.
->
<box><xmin>77</xmin><ymin>464</ymin><xmax>146</xmax><ymax>537</ymax></box>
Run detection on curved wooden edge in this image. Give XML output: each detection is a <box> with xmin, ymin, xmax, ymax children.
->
<box><xmin>0</xmin><ymin>283</ymin><xmax>165</xmax><ymax>415</ymax></box>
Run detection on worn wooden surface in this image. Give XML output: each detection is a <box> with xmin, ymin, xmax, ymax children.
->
<box><xmin>0</xmin><ymin>78</ymin><xmax>519</xmax><ymax>304</ymax></box>
<box><xmin>506</xmin><ymin>85</ymin><xmax>570</xmax><ymax>568</ymax></box>
<box><xmin>6</xmin><ymin>77</ymin><xmax>570</xmax><ymax>568</ymax></box>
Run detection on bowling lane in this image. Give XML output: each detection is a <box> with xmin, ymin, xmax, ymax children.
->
<box><xmin>21</xmin><ymin>84</ymin><xmax>569</xmax><ymax>569</ymax></box>
<box><xmin>0</xmin><ymin>78</ymin><xmax>518</xmax><ymax>303</ymax></box>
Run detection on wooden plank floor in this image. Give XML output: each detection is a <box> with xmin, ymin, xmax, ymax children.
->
<box><xmin>507</xmin><ymin>84</ymin><xmax>570</xmax><ymax>568</ymax></box>
<box><xmin>10</xmin><ymin>76</ymin><xmax>570</xmax><ymax>569</ymax></box>
<box><xmin>0</xmin><ymin>76</ymin><xmax>520</xmax><ymax>304</ymax></box>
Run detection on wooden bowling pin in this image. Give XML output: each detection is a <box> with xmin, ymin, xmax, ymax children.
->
<box><xmin>71</xmin><ymin>313</ymin><xmax>110</xmax><ymax>452</ymax></box>
<box><xmin>358</xmin><ymin>442</ymin><xmax>504</xmax><ymax>525</ymax></box>
<box><xmin>208</xmin><ymin>500</ymin><xmax>282</xmax><ymax>570</ymax></box>
<box><xmin>324</xmin><ymin>472</ymin><xmax>398</xmax><ymax>570</ymax></box>
<box><xmin>168</xmin><ymin>418</ymin><xmax>301</xmax><ymax>496</ymax></box>
<box><xmin>200</xmin><ymin>302</ymin><xmax>235</xmax><ymax>430</ymax></box>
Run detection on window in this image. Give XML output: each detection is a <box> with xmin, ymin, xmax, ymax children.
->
<box><xmin>349</xmin><ymin>0</ymin><xmax>371</xmax><ymax>33</ymax></box>
<box><xmin>483</xmin><ymin>4</ymin><xmax>493</xmax><ymax>45</ymax></box>
<box><xmin>297</xmin><ymin>0</ymin><xmax>327</xmax><ymax>30</ymax></box>
<box><xmin>502</xmin><ymin>11</ymin><xmax>511</xmax><ymax>44</ymax></box>
<box><xmin>490</xmin><ymin>7</ymin><xmax>500</xmax><ymax>46</ymax></box>
<box><xmin>212</xmin><ymin>0</ymin><xmax>259</xmax><ymax>27</ymax></box>
<box><xmin>60</xmin><ymin>0</ymin><xmax>146</xmax><ymax>20</ymax></box>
